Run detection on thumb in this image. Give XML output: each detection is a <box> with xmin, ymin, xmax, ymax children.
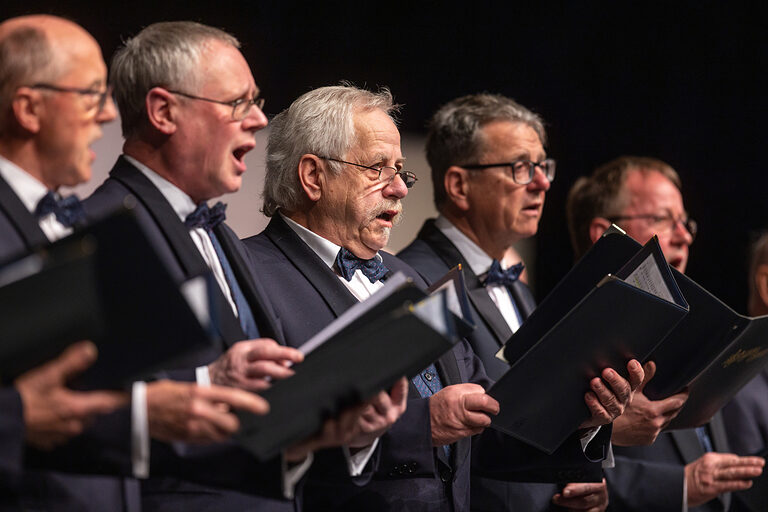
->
<box><xmin>46</xmin><ymin>340</ymin><xmax>99</xmax><ymax>384</ymax></box>
<box><xmin>638</xmin><ymin>360</ymin><xmax>657</xmax><ymax>393</ymax></box>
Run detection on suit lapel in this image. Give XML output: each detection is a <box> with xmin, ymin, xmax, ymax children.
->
<box><xmin>508</xmin><ymin>280</ymin><xmax>536</xmax><ymax>320</ymax></box>
<box><xmin>417</xmin><ymin>219</ymin><xmax>514</xmax><ymax>345</ymax></box>
<box><xmin>265</xmin><ymin>215</ymin><xmax>359</xmax><ymax>316</ymax></box>
<box><xmin>670</xmin><ymin>429</ymin><xmax>704</xmax><ymax>464</ymax></box>
<box><xmin>109</xmin><ymin>157</ymin><xmax>246</xmax><ymax>346</ymax></box>
<box><xmin>0</xmin><ymin>173</ymin><xmax>48</xmax><ymax>250</ymax></box>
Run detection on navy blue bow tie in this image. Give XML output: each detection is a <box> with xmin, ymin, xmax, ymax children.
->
<box><xmin>34</xmin><ymin>191</ymin><xmax>85</xmax><ymax>228</ymax></box>
<box><xmin>335</xmin><ymin>247</ymin><xmax>389</xmax><ymax>283</ymax></box>
<box><xmin>184</xmin><ymin>202</ymin><xmax>226</xmax><ymax>231</ymax></box>
<box><xmin>482</xmin><ymin>259</ymin><xmax>524</xmax><ymax>287</ymax></box>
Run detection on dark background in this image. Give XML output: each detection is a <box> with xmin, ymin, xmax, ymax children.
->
<box><xmin>5</xmin><ymin>1</ymin><xmax>767</xmax><ymax>311</ymax></box>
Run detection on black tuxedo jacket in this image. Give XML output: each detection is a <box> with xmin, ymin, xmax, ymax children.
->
<box><xmin>242</xmin><ymin>214</ymin><xmax>494</xmax><ymax>512</ymax></box>
<box><xmin>399</xmin><ymin>219</ymin><xmax>606</xmax><ymax>511</ymax></box>
<box><xmin>0</xmin><ymin>172</ymin><xmax>49</xmax><ymax>264</ymax></box>
<box><xmin>722</xmin><ymin>369</ymin><xmax>768</xmax><ymax>456</ymax></box>
<box><xmin>83</xmin><ymin>156</ymin><xmax>293</xmax><ymax>512</ymax></box>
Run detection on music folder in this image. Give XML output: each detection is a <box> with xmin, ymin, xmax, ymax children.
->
<box><xmin>0</xmin><ymin>208</ymin><xmax>217</xmax><ymax>389</ymax></box>
<box><xmin>235</xmin><ymin>272</ymin><xmax>461</xmax><ymax>461</ymax></box>
<box><xmin>489</xmin><ymin>231</ymin><xmax>689</xmax><ymax>454</ymax></box>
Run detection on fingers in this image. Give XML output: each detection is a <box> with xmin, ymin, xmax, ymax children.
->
<box><xmin>463</xmin><ymin>393</ymin><xmax>500</xmax><ymax>416</ymax></box>
<box><xmin>244</xmin><ymin>360</ymin><xmax>296</xmax><ymax>381</ymax></box>
<box><xmin>67</xmin><ymin>390</ymin><xmax>129</xmax><ymax>418</ymax></box>
<box><xmin>245</xmin><ymin>338</ymin><xmax>303</xmax><ymax>364</ymax></box>
<box><xmin>42</xmin><ymin>341</ymin><xmax>99</xmax><ymax>384</ymax></box>
<box><xmin>552</xmin><ymin>479</ymin><xmax>608</xmax><ymax>511</ymax></box>
<box><xmin>626</xmin><ymin>359</ymin><xmax>645</xmax><ymax>392</ymax></box>
<box><xmin>657</xmin><ymin>390</ymin><xmax>689</xmax><ymax>417</ymax></box>
<box><xmin>638</xmin><ymin>360</ymin><xmax>657</xmax><ymax>392</ymax></box>
<box><xmin>559</xmin><ymin>482</ymin><xmax>606</xmax><ymax>498</ymax></box>
<box><xmin>591</xmin><ymin>374</ymin><xmax>625</xmax><ymax>419</ymax></box>
<box><xmin>196</xmin><ymin>385</ymin><xmax>269</xmax><ymax>416</ymax></box>
<box><xmin>389</xmin><ymin>377</ymin><xmax>409</xmax><ymax>409</ymax></box>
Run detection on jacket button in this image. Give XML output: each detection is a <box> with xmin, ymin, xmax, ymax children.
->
<box><xmin>440</xmin><ymin>468</ymin><xmax>452</xmax><ymax>483</ymax></box>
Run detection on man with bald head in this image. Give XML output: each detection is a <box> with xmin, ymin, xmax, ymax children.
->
<box><xmin>567</xmin><ymin>156</ymin><xmax>764</xmax><ymax>511</ymax></box>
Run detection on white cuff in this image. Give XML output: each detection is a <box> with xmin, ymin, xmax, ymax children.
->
<box><xmin>281</xmin><ymin>452</ymin><xmax>314</xmax><ymax>499</ymax></box>
<box><xmin>579</xmin><ymin>426</ymin><xmax>600</xmax><ymax>449</ymax></box>
<box><xmin>602</xmin><ymin>442</ymin><xmax>615</xmax><ymax>468</ymax></box>
<box><xmin>682</xmin><ymin>475</ymin><xmax>688</xmax><ymax>512</ymax></box>
<box><xmin>195</xmin><ymin>366</ymin><xmax>211</xmax><ymax>387</ymax></box>
<box><xmin>131</xmin><ymin>381</ymin><xmax>150</xmax><ymax>478</ymax></box>
<box><xmin>343</xmin><ymin>438</ymin><xmax>379</xmax><ymax>476</ymax></box>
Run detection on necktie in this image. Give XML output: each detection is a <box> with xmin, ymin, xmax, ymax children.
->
<box><xmin>411</xmin><ymin>363</ymin><xmax>451</xmax><ymax>458</ymax></box>
<box><xmin>482</xmin><ymin>259</ymin><xmax>524</xmax><ymax>287</ymax></box>
<box><xmin>184</xmin><ymin>202</ymin><xmax>260</xmax><ymax>339</ymax></box>
<box><xmin>335</xmin><ymin>247</ymin><xmax>389</xmax><ymax>283</ymax></box>
<box><xmin>696</xmin><ymin>425</ymin><xmax>714</xmax><ymax>452</ymax></box>
<box><xmin>35</xmin><ymin>191</ymin><xmax>85</xmax><ymax>227</ymax></box>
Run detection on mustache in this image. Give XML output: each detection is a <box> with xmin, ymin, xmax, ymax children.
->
<box><xmin>369</xmin><ymin>200</ymin><xmax>404</xmax><ymax>225</ymax></box>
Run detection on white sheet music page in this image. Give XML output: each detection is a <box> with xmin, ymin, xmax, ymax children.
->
<box><xmin>623</xmin><ymin>254</ymin><xmax>675</xmax><ymax>303</ymax></box>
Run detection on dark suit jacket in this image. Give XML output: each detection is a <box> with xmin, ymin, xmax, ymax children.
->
<box><xmin>242</xmin><ymin>214</ymin><xmax>496</xmax><ymax>512</ymax></box>
<box><xmin>398</xmin><ymin>219</ymin><xmax>604</xmax><ymax>512</ymax></box>
<box><xmin>0</xmin><ymin>388</ymin><xmax>23</xmax><ymax>491</ymax></box>
<box><xmin>83</xmin><ymin>156</ymin><xmax>293</xmax><ymax>512</ymax></box>
<box><xmin>0</xmin><ymin>172</ymin><xmax>49</xmax><ymax>264</ymax></box>
<box><xmin>607</xmin><ymin>414</ymin><xmax>731</xmax><ymax>512</ymax></box>
<box><xmin>722</xmin><ymin>369</ymin><xmax>768</xmax><ymax>456</ymax></box>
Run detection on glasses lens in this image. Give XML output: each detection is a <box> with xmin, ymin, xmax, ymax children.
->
<box><xmin>543</xmin><ymin>159</ymin><xmax>556</xmax><ymax>182</ymax></box>
<box><xmin>511</xmin><ymin>161</ymin><xmax>533</xmax><ymax>184</ymax></box>
<box><xmin>685</xmin><ymin>218</ymin><xmax>697</xmax><ymax>240</ymax></box>
<box><xmin>399</xmin><ymin>171</ymin><xmax>417</xmax><ymax>189</ymax></box>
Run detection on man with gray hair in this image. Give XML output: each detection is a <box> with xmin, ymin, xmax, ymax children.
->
<box><xmin>84</xmin><ymin>21</ymin><xmax>405</xmax><ymax>511</ymax></box>
<box><xmin>566</xmin><ymin>155</ymin><xmax>765</xmax><ymax>511</ymax></box>
<box><xmin>244</xmin><ymin>86</ymin><xmax>638</xmax><ymax>511</ymax></box>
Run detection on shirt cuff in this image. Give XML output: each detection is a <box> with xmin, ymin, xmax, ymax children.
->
<box><xmin>281</xmin><ymin>452</ymin><xmax>314</xmax><ymax>499</ymax></box>
<box><xmin>602</xmin><ymin>442</ymin><xmax>615</xmax><ymax>468</ymax></box>
<box><xmin>682</xmin><ymin>475</ymin><xmax>688</xmax><ymax>512</ymax></box>
<box><xmin>131</xmin><ymin>381</ymin><xmax>150</xmax><ymax>478</ymax></box>
<box><xmin>579</xmin><ymin>426</ymin><xmax>600</xmax><ymax>449</ymax></box>
<box><xmin>195</xmin><ymin>366</ymin><xmax>211</xmax><ymax>387</ymax></box>
<box><xmin>343</xmin><ymin>438</ymin><xmax>379</xmax><ymax>476</ymax></box>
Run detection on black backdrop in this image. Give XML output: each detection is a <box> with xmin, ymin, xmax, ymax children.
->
<box><xmin>5</xmin><ymin>1</ymin><xmax>767</xmax><ymax>311</ymax></box>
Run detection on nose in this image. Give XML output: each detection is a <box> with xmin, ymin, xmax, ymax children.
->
<box><xmin>384</xmin><ymin>172</ymin><xmax>409</xmax><ymax>199</ymax></box>
<box><xmin>527</xmin><ymin>166</ymin><xmax>551</xmax><ymax>192</ymax></box>
<box><xmin>242</xmin><ymin>104</ymin><xmax>268</xmax><ymax>132</ymax></box>
<box><xmin>672</xmin><ymin>219</ymin><xmax>694</xmax><ymax>246</ymax></box>
<box><xmin>96</xmin><ymin>95</ymin><xmax>118</xmax><ymax>123</ymax></box>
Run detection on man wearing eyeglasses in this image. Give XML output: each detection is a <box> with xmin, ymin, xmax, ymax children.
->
<box><xmin>567</xmin><ymin>155</ymin><xmax>764</xmax><ymax>511</ymax></box>
<box><xmin>398</xmin><ymin>94</ymin><xmax>639</xmax><ymax>511</ymax></box>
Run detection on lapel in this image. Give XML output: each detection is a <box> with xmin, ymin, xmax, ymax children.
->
<box><xmin>0</xmin><ymin>173</ymin><xmax>49</xmax><ymax>250</ymax></box>
<box><xmin>670</xmin><ymin>429</ymin><xmax>704</xmax><ymax>464</ymax></box>
<box><xmin>108</xmin><ymin>157</ymin><xmax>246</xmax><ymax>346</ymax></box>
<box><xmin>265</xmin><ymin>215</ymin><xmax>359</xmax><ymax>316</ymax></box>
<box><xmin>508</xmin><ymin>280</ymin><xmax>536</xmax><ymax>320</ymax></box>
<box><xmin>417</xmin><ymin>219</ymin><xmax>514</xmax><ymax>345</ymax></box>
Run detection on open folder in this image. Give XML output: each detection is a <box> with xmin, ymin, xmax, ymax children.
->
<box><xmin>0</xmin><ymin>208</ymin><xmax>217</xmax><ymax>389</ymax></box>
<box><xmin>489</xmin><ymin>232</ymin><xmax>689</xmax><ymax>454</ymax></box>
<box><xmin>576</xmin><ymin>229</ymin><xmax>768</xmax><ymax>430</ymax></box>
<box><xmin>235</xmin><ymin>270</ymin><xmax>470</xmax><ymax>461</ymax></box>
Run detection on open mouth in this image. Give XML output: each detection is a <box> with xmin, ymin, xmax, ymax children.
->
<box><xmin>376</xmin><ymin>210</ymin><xmax>399</xmax><ymax>224</ymax></box>
<box><xmin>232</xmin><ymin>147</ymin><xmax>249</xmax><ymax>163</ymax></box>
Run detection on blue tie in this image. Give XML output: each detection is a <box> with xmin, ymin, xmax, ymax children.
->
<box><xmin>35</xmin><ymin>191</ymin><xmax>85</xmax><ymax>227</ymax></box>
<box><xmin>185</xmin><ymin>203</ymin><xmax>260</xmax><ymax>339</ymax></box>
<box><xmin>482</xmin><ymin>259</ymin><xmax>524</xmax><ymax>287</ymax></box>
<box><xmin>696</xmin><ymin>426</ymin><xmax>714</xmax><ymax>452</ymax></box>
<box><xmin>335</xmin><ymin>247</ymin><xmax>389</xmax><ymax>283</ymax></box>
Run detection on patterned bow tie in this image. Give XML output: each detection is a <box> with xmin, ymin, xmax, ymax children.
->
<box><xmin>184</xmin><ymin>202</ymin><xmax>227</xmax><ymax>231</ymax></box>
<box><xmin>335</xmin><ymin>247</ymin><xmax>389</xmax><ymax>283</ymax></box>
<box><xmin>482</xmin><ymin>259</ymin><xmax>524</xmax><ymax>287</ymax></box>
<box><xmin>34</xmin><ymin>191</ymin><xmax>85</xmax><ymax>228</ymax></box>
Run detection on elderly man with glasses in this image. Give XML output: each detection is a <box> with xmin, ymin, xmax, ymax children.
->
<box><xmin>567</xmin><ymin>155</ymin><xmax>764</xmax><ymax>512</ymax></box>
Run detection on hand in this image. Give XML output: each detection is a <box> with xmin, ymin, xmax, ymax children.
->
<box><xmin>551</xmin><ymin>479</ymin><xmax>609</xmax><ymax>511</ymax></box>
<box><xmin>611</xmin><ymin>361</ymin><xmax>689</xmax><ymax>446</ymax></box>
<box><xmin>147</xmin><ymin>380</ymin><xmax>268</xmax><ymax>444</ymax></box>
<box><xmin>207</xmin><ymin>338</ymin><xmax>304</xmax><ymax>391</ymax></box>
<box><xmin>579</xmin><ymin>359</ymin><xmax>644</xmax><ymax>429</ymax></box>
<box><xmin>686</xmin><ymin>452</ymin><xmax>765</xmax><ymax>507</ymax></box>
<box><xmin>347</xmin><ymin>377</ymin><xmax>409</xmax><ymax>448</ymax></box>
<box><xmin>284</xmin><ymin>402</ymin><xmax>368</xmax><ymax>462</ymax></box>
<box><xmin>14</xmin><ymin>341</ymin><xmax>129</xmax><ymax>450</ymax></box>
<box><xmin>429</xmin><ymin>383</ymin><xmax>499</xmax><ymax>446</ymax></box>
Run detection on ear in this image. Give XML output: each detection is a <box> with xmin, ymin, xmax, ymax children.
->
<box><xmin>756</xmin><ymin>264</ymin><xmax>768</xmax><ymax>311</ymax></box>
<box><xmin>297</xmin><ymin>154</ymin><xmax>324</xmax><ymax>202</ymax></box>
<box><xmin>444</xmin><ymin>166</ymin><xmax>471</xmax><ymax>211</ymax></box>
<box><xmin>11</xmin><ymin>87</ymin><xmax>43</xmax><ymax>134</ymax></box>
<box><xmin>588</xmin><ymin>217</ymin><xmax>612</xmax><ymax>243</ymax></box>
<box><xmin>145</xmin><ymin>87</ymin><xmax>178</xmax><ymax>135</ymax></box>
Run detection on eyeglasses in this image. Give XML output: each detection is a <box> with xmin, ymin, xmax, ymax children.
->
<box><xmin>28</xmin><ymin>83</ymin><xmax>113</xmax><ymax>115</ymax></box>
<box><xmin>462</xmin><ymin>158</ymin><xmax>556</xmax><ymax>185</ymax></box>
<box><xmin>319</xmin><ymin>156</ymin><xmax>418</xmax><ymax>189</ymax></box>
<box><xmin>166</xmin><ymin>89</ymin><xmax>265</xmax><ymax>121</ymax></box>
<box><xmin>607</xmin><ymin>214</ymin><xmax>698</xmax><ymax>241</ymax></box>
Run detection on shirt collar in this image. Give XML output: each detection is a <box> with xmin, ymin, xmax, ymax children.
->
<box><xmin>434</xmin><ymin>214</ymin><xmax>496</xmax><ymax>276</ymax></box>
<box><xmin>124</xmin><ymin>154</ymin><xmax>199</xmax><ymax>222</ymax></box>
<box><xmin>0</xmin><ymin>155</ymin><xmax>51</xmax><ymax>213</ymax></box>
<box><xmin>280</xmin><ymin>212</ymin><xmax>383</xmax><ymax>270</ymax></box>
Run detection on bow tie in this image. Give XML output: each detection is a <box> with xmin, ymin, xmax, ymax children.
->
<box><xmin>482</xmin><ymin>259</ymin><xmax>524</xmax><ymax>287</ymax></box>
<box><xmin>335</xmin><ymin>247</ymin><xmax>389</xmax><ymax>283</ymax></box>
<box><xmin>184</xmin><ymin>202</ymin><xmax>227</xmax><ymax>231</ymax></box>
<box><xmin>35</xmin><ymin>191</ymin><xmax>85</xmax><ymax>228</ymax></box>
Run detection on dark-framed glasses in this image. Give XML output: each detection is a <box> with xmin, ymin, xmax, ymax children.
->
<box><xmin>462</xmin><ymin>158</ymin><xmax>556</xmax><ymax>185</ymax></box>
<box><xmin>319</xmin><ymin>156</ymin><xmax>418</xmax><ymax>189</ymax></box>
<box><xmin>28</xmin><ymin>83</ymin><xmax>113</xmax><ymax>114</ymax></box>
<box><xmin>165</xmin><ymin>89</ymin><xmax>265</xmax><ymax>121</ymax></box>
<box><xmin>607</xmin><ymin>214</ymin><xmax>698</xmax><ymax>241</ymax></box>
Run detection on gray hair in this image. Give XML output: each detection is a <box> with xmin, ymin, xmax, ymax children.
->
<box><xmin>110</xmin><ymin>21</ymin><xmax>239</xmax><ymax>138</ymax></box>
<box><xmin>566</xmin><ymin>155</ymin><xmax>682</xmax><ymax>260</ymax></box>
<box><xmin>426</xmin><ymin>93</ymin><xmax>547</xmax><ymax>210</ymax></box>
<box><xmin>0</xmin><ymin>25</ymin><xmax>61</xmax><ymax>136</ymax></box>
<box><xmin>262</xmin><ymin>84</ymin><xmax>398</xmax><ymax>216</ymax></box>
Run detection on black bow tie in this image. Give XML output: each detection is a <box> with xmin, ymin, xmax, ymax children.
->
<box><xmin>34</xmin><ymin>191</ymin><xmax>85</xmax><ymax>228</ymax></box>
<box><xmin>184</xmin><ymin>202</ymin><xmax>226</xmax><ymax>231</ymax></box>
<box><xmin>335</xmin><ymin>247</ymin><xmax>389</xmax><ymax>283</ymax></box>
<box><xmin>482</xmin><ymin>259</ymin><xmax>525</xmax><ymax>287</ymax></box>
